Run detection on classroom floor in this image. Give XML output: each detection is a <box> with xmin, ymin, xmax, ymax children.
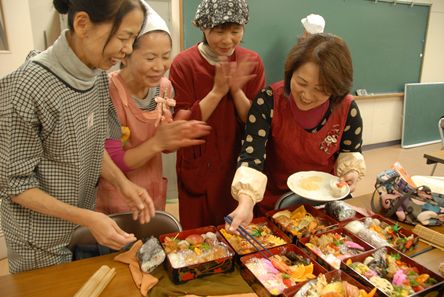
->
<box><xmin>0</xmin><ymin>142</ymin><xmax>442</xmax><ymax>276</ymax></box>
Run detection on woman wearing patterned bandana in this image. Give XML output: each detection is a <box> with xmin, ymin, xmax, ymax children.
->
<box><xmin>0</xmin><ymin>0</ymin><xmax>156</xmax><ymax>273</ymax></box>
<box><xmin>169</xmin><ymin>0</ymin><xmax>265</xmax><ymax>229</ymax></box>
<box><xmin>227</xmin><ymin>34</ymin><xmax>366</xmax><ymax>232</ymax></box>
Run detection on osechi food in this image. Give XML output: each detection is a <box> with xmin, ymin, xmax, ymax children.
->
<box><xmin>162</xmin><ymin>232</ymin><xmax>233</xmax><ymax>268</ymax></box>
<box><xmin>294</xmin><ymin>274</ymin><xmax>377</xmax><ymax>297</ymax></box>
<box><xmin>345</xmin><ymin>217</ymin><xmax>418</xmax><ymax>252</ymax></box>
<box><xmin>325</xmin><ymin>201</ymin><xmax>356</xmax><ymax>222</ymax></box>
<box><xmin>346</xmin><ymin>248</ymin><xmax>439</xmax><ymax>297</ymax></box>
<box><xmin>272</xmin><ymin>205</ymin><xmax>333</xmax><ymax>239</ymax></box>
<box><xmin>305</xmin><ymin>232</ymin><xmax>366</xmax><ymax>269</ymax></box>
<box><xmin>219</xmin><ymin>223</ymin><xmax>287</xmax><ymax>254</ymax></box>
<box><xmin>245</xmin><ymin>251</ymin><xmax>315</xmax><ymax>295</ymax></box>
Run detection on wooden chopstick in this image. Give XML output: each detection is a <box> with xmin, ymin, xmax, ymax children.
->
<box><xmin>90</xmin><ymin>267</ymin><xmax>116</xmax><ymax>297</ymax></box>
<box><xmin>224</xmin><ymin>216</ymin><xmax>274</xmax><ymax>258</ymax></box>
<box><xmin>74</xmin><ymin>265</ymin><xmax>116</xmax><ymax>297</ymax></box>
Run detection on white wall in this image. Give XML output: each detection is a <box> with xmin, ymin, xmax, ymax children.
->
<box><xmin>0</xmin><ymin>0</ymin><xmax>34</xmax><ymax>78</ymax></box>
<box><xmin>170</xmin><ymin>0</ymin><xmax>181</xmax><ymax>58</ymax></box>
<box><xmin>357</xmin><ymin>95</ymin><xmax>404</xmax><ymax>146</ymax></box>
<box><xmin>150</xmin><ymin>0</ymin><xmax>181</xmax><ymax>59</ymax></box>
<box><xmin>420</xmin><ymin>0</ymin><xmax>444</xmax><ymax>82</ymax></box>
<box><xmin>28</xmin><ymin>0</ymin><xmax>60</xmax><ymax>51</ymax></box>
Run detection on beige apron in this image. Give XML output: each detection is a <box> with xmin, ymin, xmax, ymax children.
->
<box><xmin>96</xmin><ymin>72</ymin><xmax>172</xmax><ymax>213</ymax></box>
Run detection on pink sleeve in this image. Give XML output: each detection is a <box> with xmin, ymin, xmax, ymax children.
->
<box><xmin>105</xmin><ymin>139</ymin><xmax>131</xmax><ymax>173</ymax></box>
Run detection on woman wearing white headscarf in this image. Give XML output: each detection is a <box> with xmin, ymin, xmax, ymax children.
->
<box><xmin>96</xmin><ymin>1</ymin><xmax>210</xmax><ymax>214</ymax></box>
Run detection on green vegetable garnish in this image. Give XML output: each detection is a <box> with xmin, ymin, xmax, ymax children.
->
<box><xmin>391</xmin><ymin>253</ymin><xmax>401</xmax><ymax>260</ymax></box>
<box><xmin>201</xmin><ymin>242</ymin><xmax>210</xmax><ymax>251</ymax></box>
<box><xmin>282</xmin><ymin>273</ymin><xmax>291</xmax><ymax>279</ymax></box>
<box><xmin>250</xmin><ymin>228</ymin><xmax>262</xmax><ymax>237</ymax></box>
<box><xmin>427</xmin><ymin>277</ymin><xmax>437</xmax><ymax>284</ymax></box>
<box><xmin>409</xmin><ymin>278</ymin><xmax>419</xmax><ymax>287</ymax></box>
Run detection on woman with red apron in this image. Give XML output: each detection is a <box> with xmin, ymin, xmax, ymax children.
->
<box><xmin>169</xmin><ymin>0</ymin><xmax>265</xmax><ymax>229</ymax></box>
<box><xmin>228</xmin><ymin>34</ymin><xmax>366</xmax><ymax>231</ymax></box>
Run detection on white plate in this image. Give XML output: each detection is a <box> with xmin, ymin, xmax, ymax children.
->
<box><xmin>287</xmin><ymin>171</ymin><xmax>350</xmax><ymax>201</ymax></box>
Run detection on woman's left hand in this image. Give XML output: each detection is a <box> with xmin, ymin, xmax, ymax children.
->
<box><xmin>340</xmin><ymin>170</ymin><xmax>359</xmax><ymax>193</ymax></box>
<box><xmin>228</xmin><ymin>55</ymin><xmax>258</xmax><ymax>94</ymax></box>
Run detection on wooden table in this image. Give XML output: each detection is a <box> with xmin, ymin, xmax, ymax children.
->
<box><xmin>424</xmin><ymin>150</ymin><xmax>444</xmax><ymax>175</ymax></box>
<box><xmin>0</xmin><ymin>194</ymin><xmax>443</xmax><ymax>297</ymax></box>
<box><xmin>0</xmin><ymin>253</ymin><xmax>140</xmax><ymax>297</ymax></box>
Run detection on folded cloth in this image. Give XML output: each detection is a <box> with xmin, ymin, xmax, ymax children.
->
<box><xmin>149</xmin><ymin>265</ymin><xmax>254</xmax><ymax>297</ymax></box>
<box><xmin>114</xmin><ymin>240</ymin><xmax>159</xmax><ymax>296</ymax></box>
<box><xmin>183</xmin><ymin>293</ymin><xmax>258</xmax><ymax>297</ymax></box>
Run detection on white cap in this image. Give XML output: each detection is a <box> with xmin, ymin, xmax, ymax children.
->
<box><xmin>139</xmin><ymin>1</ymin><xmax>170</xmax><ymax>37</ymax></box>
<box><xmin>301</xmin><ymin>14</ymin><xmax>325</xmax><ymax>34</ymax></box>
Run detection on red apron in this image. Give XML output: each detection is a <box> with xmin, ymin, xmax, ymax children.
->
<box><xmin>258</xmin><ymin>81</ymin><xmax>353</xmax><ymax>214</ymax></box>
<box><xmin>96</xmin><ymin>72</ymin><xmax>172</xmax><ymax>213</ymax></box>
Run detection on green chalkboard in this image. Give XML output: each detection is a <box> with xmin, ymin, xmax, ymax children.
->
<box><xmin>182</xmin><ymin>0</ymin><xmax>429</xmax><ymax>93</ymax></box>
<box><xmin>402</xmin><ymin>83</ymin><xmax>444</xmax><ymax>148</ymax></box>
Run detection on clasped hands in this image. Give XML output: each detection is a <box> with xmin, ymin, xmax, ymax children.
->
<box><xmin>213</xmin><ymin>55</ymin><xmax>258</xmax><ymax>96</ymax></box>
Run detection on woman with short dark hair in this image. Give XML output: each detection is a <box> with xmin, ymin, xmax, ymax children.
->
<box><xmin>228</xmin><ymin>34</ymin><xmax>366</xmax><ymax>231</ymax></box>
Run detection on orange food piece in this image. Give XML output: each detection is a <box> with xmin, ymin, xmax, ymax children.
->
<box><xmin>415</xmin><ymin>274</ymin><xmax>429</xmax><ymax>284</ymax></box>
<box><xmin>289</xmin><ymin>264</ymin><xmax>306</xmax><ymax>279</ymax></box>
<box><xmin>185</xmin><ymin>234</ymin><xmax>204</xmax><ymax>245</ymax></box>
<box><xmin>304</xmin><ymin>263</ymin><xmax>314</xmax><ymax>275</ymax></box>
<box><xmin>337</xmin><ymin>181</ymin><xmax>348</xmax><ymax>188</ymax></box>
<box><xmin>320</xmin><ymin>293</ymin><xmax>343</xmax><ymax>297</ymax></box>
<box><xmin>290</xmin><ymin>205</ymin><xmax>308</xmax><ymax>220</ymax></box>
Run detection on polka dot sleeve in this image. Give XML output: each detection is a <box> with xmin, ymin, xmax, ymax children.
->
<box><xmin>340</xmin><ymin>101</ymin><xmax>363</xmax><ymax>153</ymax></box>
<box><xmin>237</xmin><ymin>87</ymin><xmax>274</xmax><ymax>171</ymax></box>
<box><xmin>237</xmin><ymin>91</ymin><xmax>363</xmax><ymax>171</ymax></box>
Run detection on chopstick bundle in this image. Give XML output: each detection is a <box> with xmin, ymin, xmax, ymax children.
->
<box><xmin>412</xmin><ymin>224</ymin><xmax>444</xmax><ymax>250</ymax></box>
<box><xmin>74</xmin><ymin>265</ymin><xmax>116</xmax><ymax>297</ymax></box>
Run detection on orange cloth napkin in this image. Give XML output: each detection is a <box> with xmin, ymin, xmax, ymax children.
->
<box><xmin>114</xmin><ymin>240</ymin><xmax>159</xmax><ymax>296</ymax></box>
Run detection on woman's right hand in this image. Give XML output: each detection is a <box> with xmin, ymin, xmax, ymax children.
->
<box><xmin>86</xmin><ymin>211</ymin><xmax>137</xmax><ymax>251</ymax></box>
<box><xmin>226</xmin><ymin>194</ymin><xmax>255</xmax><ymax>233</ymax></box>
<box><xmin>153</xmin><ymin>120</ymin><xmax>211</xmax><ymax>152</ymax></box>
